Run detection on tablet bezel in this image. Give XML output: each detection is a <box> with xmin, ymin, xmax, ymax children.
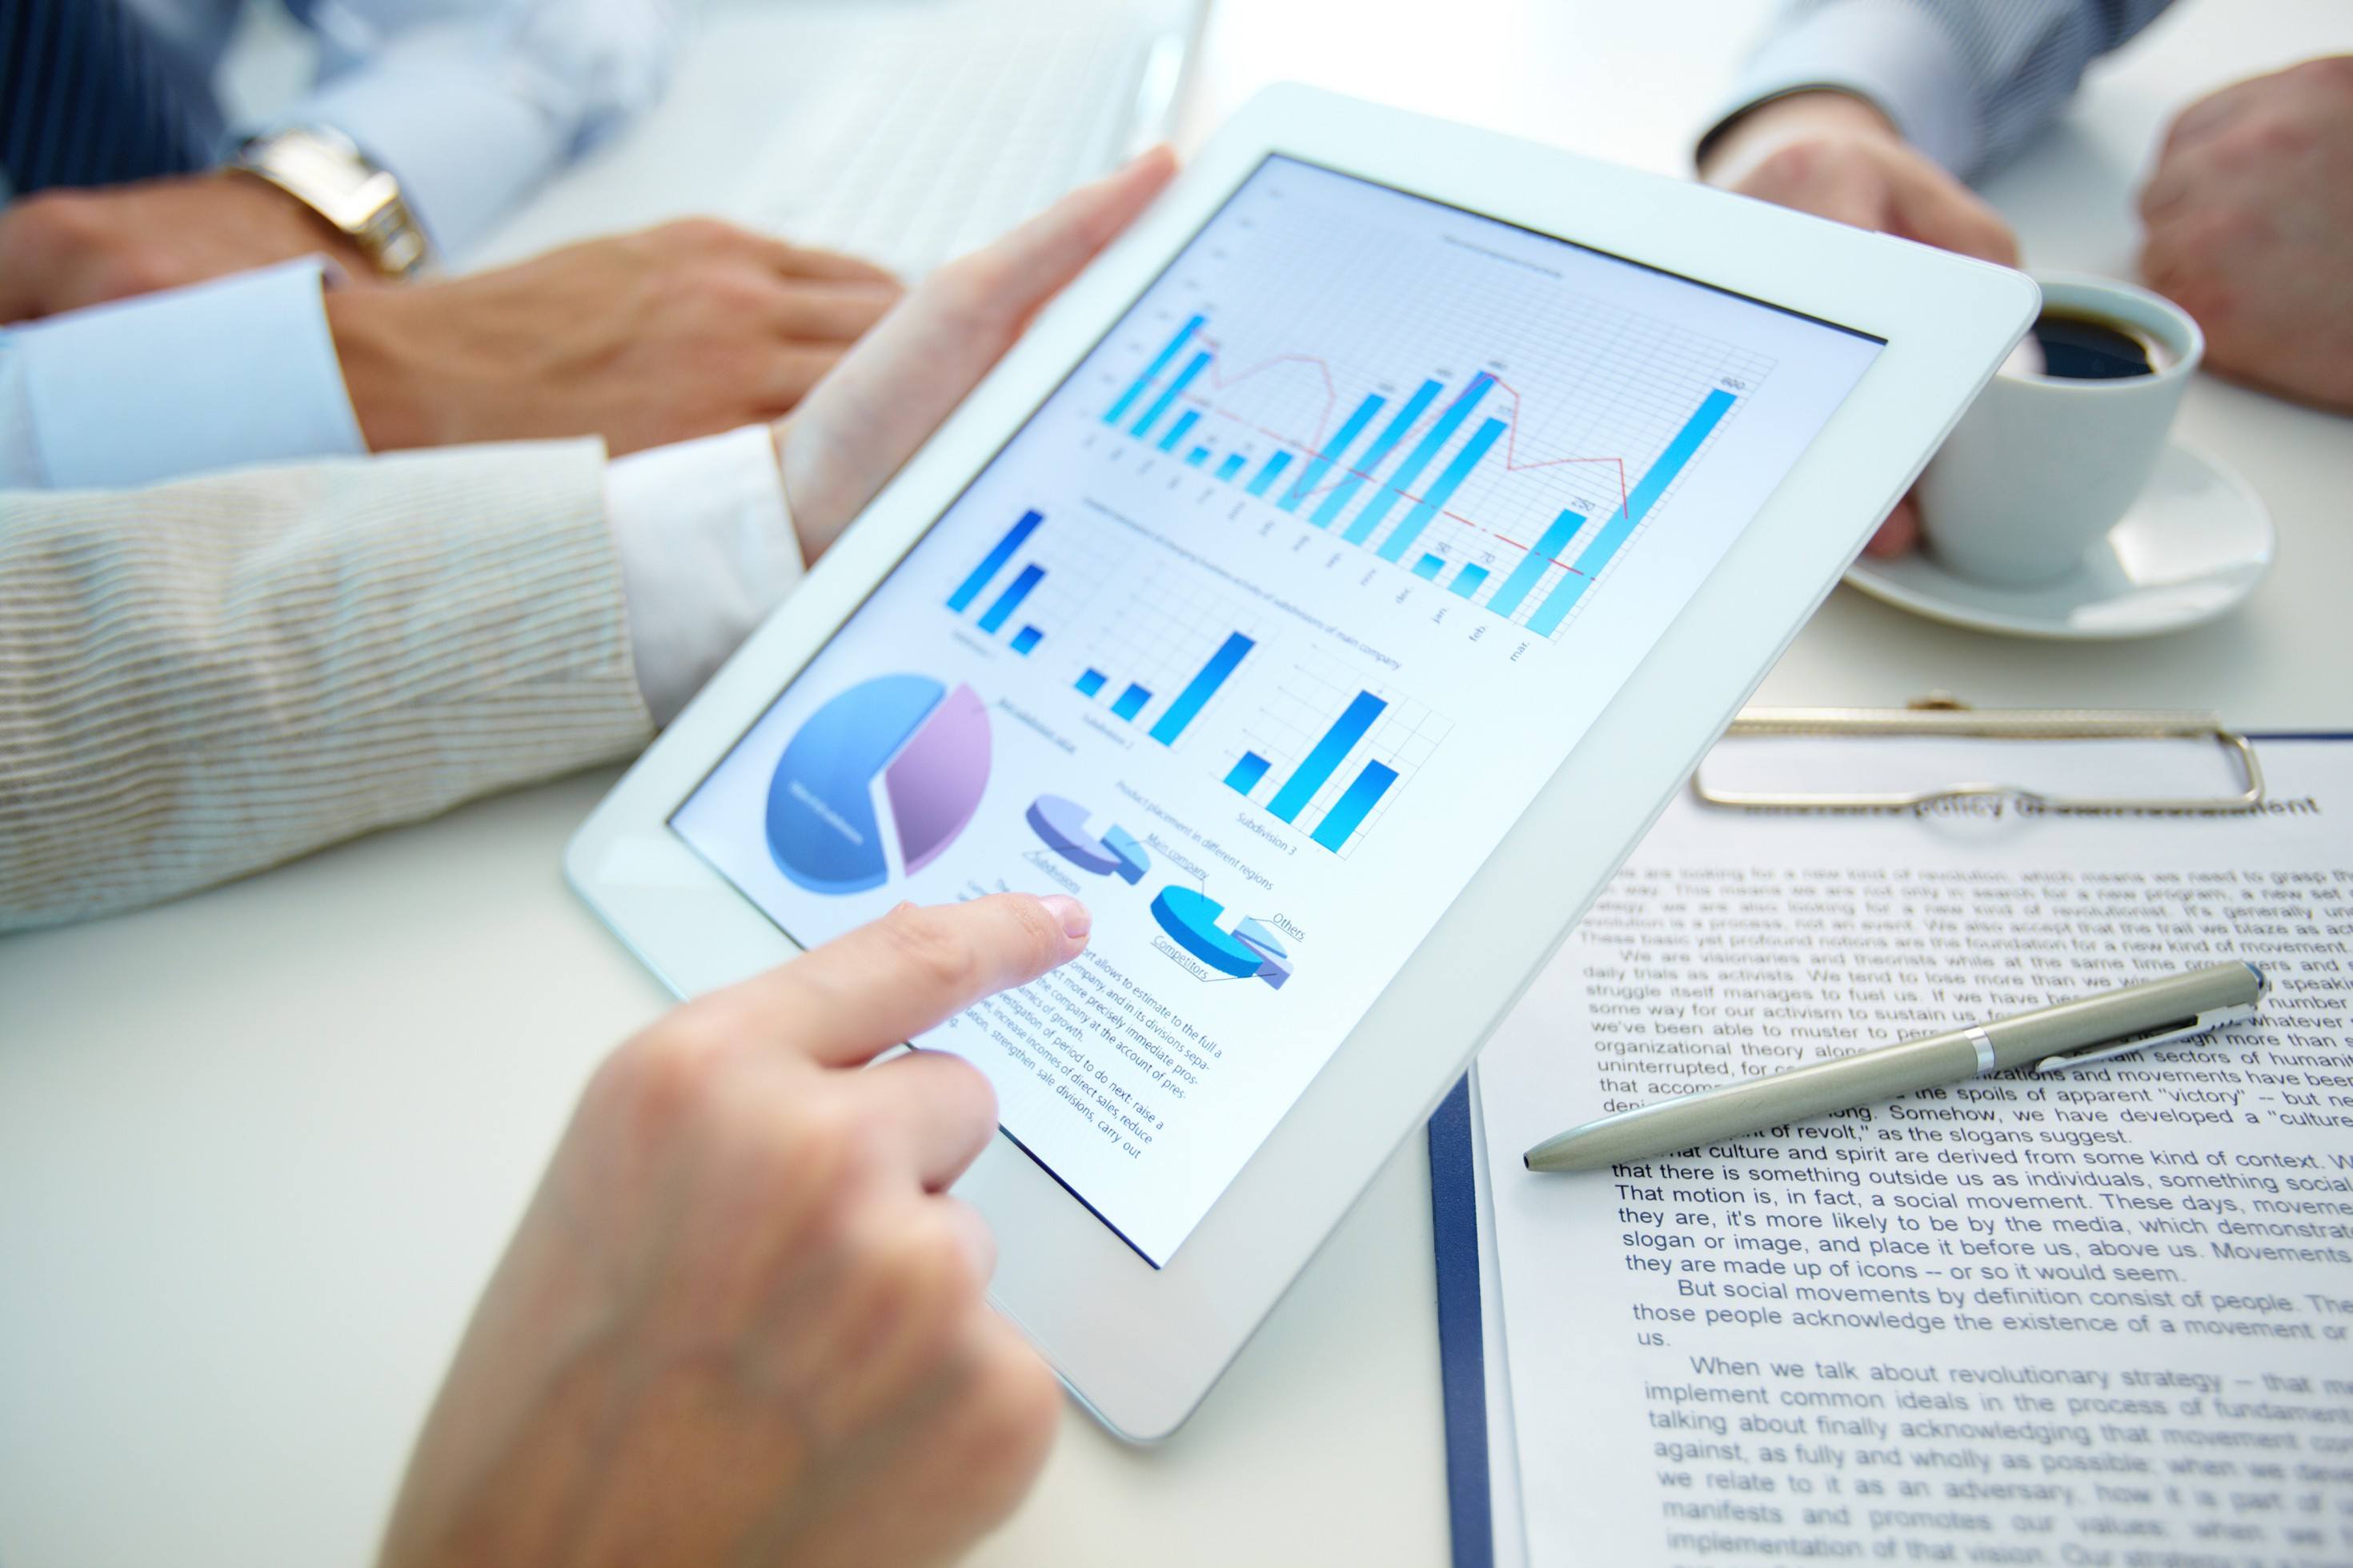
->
<box><xmin>567</xmin><ymin>84</ymin><xmax>2037</xmax><ymax>1441</ymax></box>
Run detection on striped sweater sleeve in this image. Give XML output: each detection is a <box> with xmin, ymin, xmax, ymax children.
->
<box><xmin>0</xmin><ymin>439</ymin><xmax>655</xmax><ymax>932</ymax></box>
<box><xmin>1722</xmin><ymin>0</ymin><xmax>2178</xmax><ymax>176</ymax></box>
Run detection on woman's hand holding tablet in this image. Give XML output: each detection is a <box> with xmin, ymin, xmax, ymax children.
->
<box><xmin>570</xmin><ymin>86</ymin><xmax>2039</xmax><ymax>1439</ymax></box>
<box><xmin>776</xmin><ymin>147</ymin><xmax>1180</xmax><ymax>560</ymax></box>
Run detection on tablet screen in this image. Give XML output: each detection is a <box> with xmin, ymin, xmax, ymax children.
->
<box><xmin>673</xmin><ymin>155</ymin><xmax>1882</xmax><ymax>1265</ymax></box>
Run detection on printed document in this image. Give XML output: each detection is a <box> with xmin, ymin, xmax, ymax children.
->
<box><xmin>1477</xmin><ymin>736</ymin><xmax>2353</xmax><ymax>1566</ymax></box>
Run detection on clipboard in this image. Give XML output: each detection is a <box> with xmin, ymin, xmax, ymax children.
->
<box><xmin>1690</xmin><ymin>696</ymin><xmax>2264</xmax><ymax>814</ymax></box>
<box><xmin>1425</xmin><ymin>708</ymin><xmax>2327</xmax><ymax>1568</ymax></box>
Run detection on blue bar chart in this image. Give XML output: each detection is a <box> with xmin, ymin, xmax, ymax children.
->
<box><xmin>948</xmin><ymin>509</ymin><xmax>1041</xmax><ymax>613</ymax></box>
<box><xmin>1523</xmin><ymin>388</ymin><xmax>1738</xmax><ymax>636</ymax></box>
<box><xmin>1103</xmin><ymin>314</ymin><xmax>1205</xmax><ymax>427</ymax></box>
<box><xmin>1488</xmin><ymin>508</ymin><xmax>1585</xmax><ymax>618</ymax></box>
<box><xmin>676</xmin><ymin>150</ymin><xmax>1884</xmax><ymax>1270</ymax></box>
<box><xmin>1309</xmin><ymin>379</ymin><xmax>1443</xmax><ymax>527</ymax></box>
<box><xmin>1131</xmin><ymin>351</ymin><xmax>1210</xmax><ymax>440</ymax></box>
<box><xmin>1091</xmin><ymin>298</ymin><xmax>1753</xmax><ymax>642</ymax></box>
<box><xmin>1343</xmin><ymin>373</ymin><xmax>1496</xmax><ymax>547</ymax></box>
<box><xmin>1213</xmin><ymin>653</ymin><xmax>1453</xmax><ymax>855</ymax></box>
<box><xmin>1067</xmin><ymin>564</ymin><xmax>1267</xmax><ymax>755</ymax></box>
<box><xmin>1375</xmin><ymin>415</ymin><xmax>1508</xmax><ymax>563</ymax></box>
<box><xmin>1156</xmin><ymin>408</ymin><xmax>1202</xmax><ymax>454</ymax></box>
<box><xmin>977</xmin><ymin>563</ymin><xmax>1043</xmax><ymax>634</ymax></box>
<box><xmin>1076</xmin><ymin>619</ymin><xmax>1258</xmax><ymax>751</ymax></box>
<box><xmin>1311</xmin><ymin>761</ymin><xmax>1398</xmax><ymax>851</ymax></box>
<box><xmin>1279</xmin><ymin>392</ymin><xmax>1386</xmax><ymax>513</ymax></box>
<box><xmin>948</xmin><ymin>510</ymin><xmax>1083</xmax><ymax>656</ymax></box>
<box><xmin>1245</xmin><ymin>452</ymin><xmax>1293</xmax><ymax>498</ymax></box>
<box><xmin>1148</xmin><ymin>632</ymin><xmax>1256</xmax><ymax>746</ymax></box>
<box><xmin>1246</xmin><ymin>688</ymin><xmax>1402</xmax><ymax>856</ymax></box>
<box><xmin>1268</xmin><ymin>691</ymin><xmax>1386</xmax><ymax>823</ymax></box>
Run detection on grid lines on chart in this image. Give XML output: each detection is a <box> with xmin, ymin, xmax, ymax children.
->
<box><xmin>1219</xmin><ymin>652</ymin><xmax>1451</xmax><ymax>859</ymax></box>
<box><xmin>1088</xmin><ymin>167</ymin><xmax>1777</xmax><ymax>640</ymax></box>
<box><xmin>1076</xmin><ymin>571</ymin><xmax>1266</xmax><ymax>748</ymax></box>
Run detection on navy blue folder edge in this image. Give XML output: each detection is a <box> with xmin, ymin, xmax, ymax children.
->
<box><xmin>1424</xmin><ymin>734</ymin><xmax>2349</xmax><ymax>1568</ymax></box>
<box><xmin>1428</xmin><ymin>1075</ymin><xmax>1492</xmax><ymax>1568</ymax></box>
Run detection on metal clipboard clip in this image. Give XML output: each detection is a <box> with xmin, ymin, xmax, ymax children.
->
<box><xmin>1690</xmin><ymin>695</ymin><xmax>2266</xmax><ymax>815</ymax></box>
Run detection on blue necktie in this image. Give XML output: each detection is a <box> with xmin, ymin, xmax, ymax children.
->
<box><xmin>1</xmin><ymin>0</ymin><xmax>222</xmax><ymax>194</ymax></box>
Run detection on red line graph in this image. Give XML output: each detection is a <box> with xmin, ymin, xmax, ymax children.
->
<box><xmin>1172</xmin><ymin>332</ymin><xmax>1634</xmax><ymax>574</ymax></box>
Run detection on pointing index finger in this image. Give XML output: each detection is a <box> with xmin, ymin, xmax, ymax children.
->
<box><xmin>743</xmin><ymin>894</ymin><xmax>1092</xmax><ymax>1068</ymax></box>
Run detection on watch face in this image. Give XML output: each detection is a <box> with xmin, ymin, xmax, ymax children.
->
<box><xmin>270</xmin><ymin>133</ymin><xmax>388</xmax><ymax>225</ymax></box>
<box><xmin>247</xmin><ymin>129</ymin><xmax>427</xmax><ymax>275</ymax></box>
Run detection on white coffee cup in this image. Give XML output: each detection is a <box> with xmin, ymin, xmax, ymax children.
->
<box><xmin>1918</xmin><ymin>272</ymin><xmax>2204</xmax><ymax>587</ymax></box>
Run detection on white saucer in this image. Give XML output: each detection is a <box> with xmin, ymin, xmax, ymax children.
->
<box><xmin>1843</xmin><ymin>441</ymin><xmax>2275</xmax><ymax>640</ymax></box>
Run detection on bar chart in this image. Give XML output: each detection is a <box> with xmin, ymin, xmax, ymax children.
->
<box><xmin>678</xmin><ymin>151</ymin><xmax>1890</xmax><ymax>1268</ymax></box>
<box><xmin>1148</xmin><ymin>632</ymin><xmax>1253</xmax><ymax>745</ymax></box>
<box><xmin>1096</xmin><ymin>297</ymin><xmax>1761</xmax><ymax>643</ymax></box>
<box><xmin>945</xmin><ymin>509</ymin><xmax>1056</xmax><ymax>656</ymax></box>
<box><xmin>941</xmin><ymin>503</ymin><xmax>1140</xmax><ymax>661</ymax></box>
<box><xmin>1070</xmin><ymin>573</ymin><xmax>1264</xmax><ymax>752</ymax></box>
<box><xmin>1218</xmin><ymin>656</ymin><xmax>1451</xmax><ymax>856</ymax></box>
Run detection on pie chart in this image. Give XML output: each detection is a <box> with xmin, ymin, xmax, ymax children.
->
<box><xmin>1149</xmin><ymin>886</ymin><xmax>1293</xmax><ymax>989</ymax></box>
<box><xmin>1233</xmin><ymin>918</ymin><xmax>1292</xmax><ymax>989</ymax></box>
<box><xmin>765</xmin><ymin>673</ymin><xmax>991</xmax><ymax>894</ymax></box>
<box><xmin>1025</xmin><ymin>796</ymin><xmax>1152</xmax><ymax>884</ymax></box>
<box><xmin>1025</xmin><ymin>796</ymin><xmax>1122</xmax><ymax>876</ymax></box>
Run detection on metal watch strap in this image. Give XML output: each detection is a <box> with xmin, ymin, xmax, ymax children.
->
<box><xmin>230</xmin><ymin>127</ymin><xmax>431</xmax><ymax>281</ymax></box>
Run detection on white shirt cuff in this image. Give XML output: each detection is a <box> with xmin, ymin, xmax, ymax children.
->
<box><xmin>1708</xmin><ymin>0</ymin><xmax>1982</xmax><ymax>176</ymax></box>
<box><xmin>11</xmin><ymin>258</ymin><xmax>367</xmax><ymax>489</ymax></box>
<box><xmin>606</xmin><ymin>425</ymin><xmax>805</xmax><ymax>726</ymax></box>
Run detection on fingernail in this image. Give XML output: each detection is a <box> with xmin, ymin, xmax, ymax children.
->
<box><xmin>1040</xmin><ymin>894</ymin><xmax>1091</xmax><ymax>942</ymax></box>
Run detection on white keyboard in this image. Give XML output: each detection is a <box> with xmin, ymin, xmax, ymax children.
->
<box><xmin>729</xmin><ymin>0</ymin><xmax>1189</xmax><ymax>279</ymax></box>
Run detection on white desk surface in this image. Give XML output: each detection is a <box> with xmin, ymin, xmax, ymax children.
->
<box><xmin>4</xmin><ymin>4</ymin><xmax>2348</xmax><ymax>1565</ymax></box>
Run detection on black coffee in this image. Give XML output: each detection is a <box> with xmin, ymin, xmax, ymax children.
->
<box><xmin>2031</xmin><ymin>309</ymin><xmax>2161</xmax><ymax>379</ymax></box>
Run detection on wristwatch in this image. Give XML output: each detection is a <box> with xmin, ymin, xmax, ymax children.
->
<box><xmin>229</xmin><ymin>126</ymin><xmax>433</xmax><ymax>281</ymax></box>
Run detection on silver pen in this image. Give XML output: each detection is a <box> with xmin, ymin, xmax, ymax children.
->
<box><xmin>1523</xmin><ymin>961</ymin><xmax>2267</xmax><ymax>1173</ymax></box>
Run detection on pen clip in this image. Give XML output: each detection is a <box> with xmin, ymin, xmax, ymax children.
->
<box><xmin>2032</xmin><ymin>1003</ymin><xmax>2260</xmax><ymax>1073</ymax></box>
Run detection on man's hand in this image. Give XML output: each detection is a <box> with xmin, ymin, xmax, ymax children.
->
<box><xmin>327</xmin><ymin>221</ymin><xmax>903</xmax><ymax>455</ymax></box>
<box><xmin>2139</xmin><ymin>56</ymin><xmax>2353</xmax><ymax>412</ymax></box>
<box><xmin>0</xmin><ymin>173</ymin><xmax>380</xmax><ymax>323</ymax></box>
<box><xmin>1699</xmin><ymin>90</ymin><xmax>2018</xmax><ymax>261</ymax></box>
<box><xmin>1701</xmin><ymin>91</ymin><xmax>2019</xmax><ymax>556</ymax></box>
<box><xmin>379</xmin><ymin>892</ymin><xmax>1094</xmax><ymax>1568</ymax></box>
<box><xmin>775</xmin><ymin>146</ymin><xmax>1180</xmax><ymax>557</ymax></box>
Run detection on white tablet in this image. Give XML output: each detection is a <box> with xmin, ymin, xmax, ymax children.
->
<box><xmin>567</xmin><ymin>85</ymin><xmax>2036</xmax><ymax>1439</ymax></box>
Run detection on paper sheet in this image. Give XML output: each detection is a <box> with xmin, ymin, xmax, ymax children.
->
<box><xmin>1477</xmin><ymin>736</ymin><xmax>2353</xmax><ymax>1566</ymax></box>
